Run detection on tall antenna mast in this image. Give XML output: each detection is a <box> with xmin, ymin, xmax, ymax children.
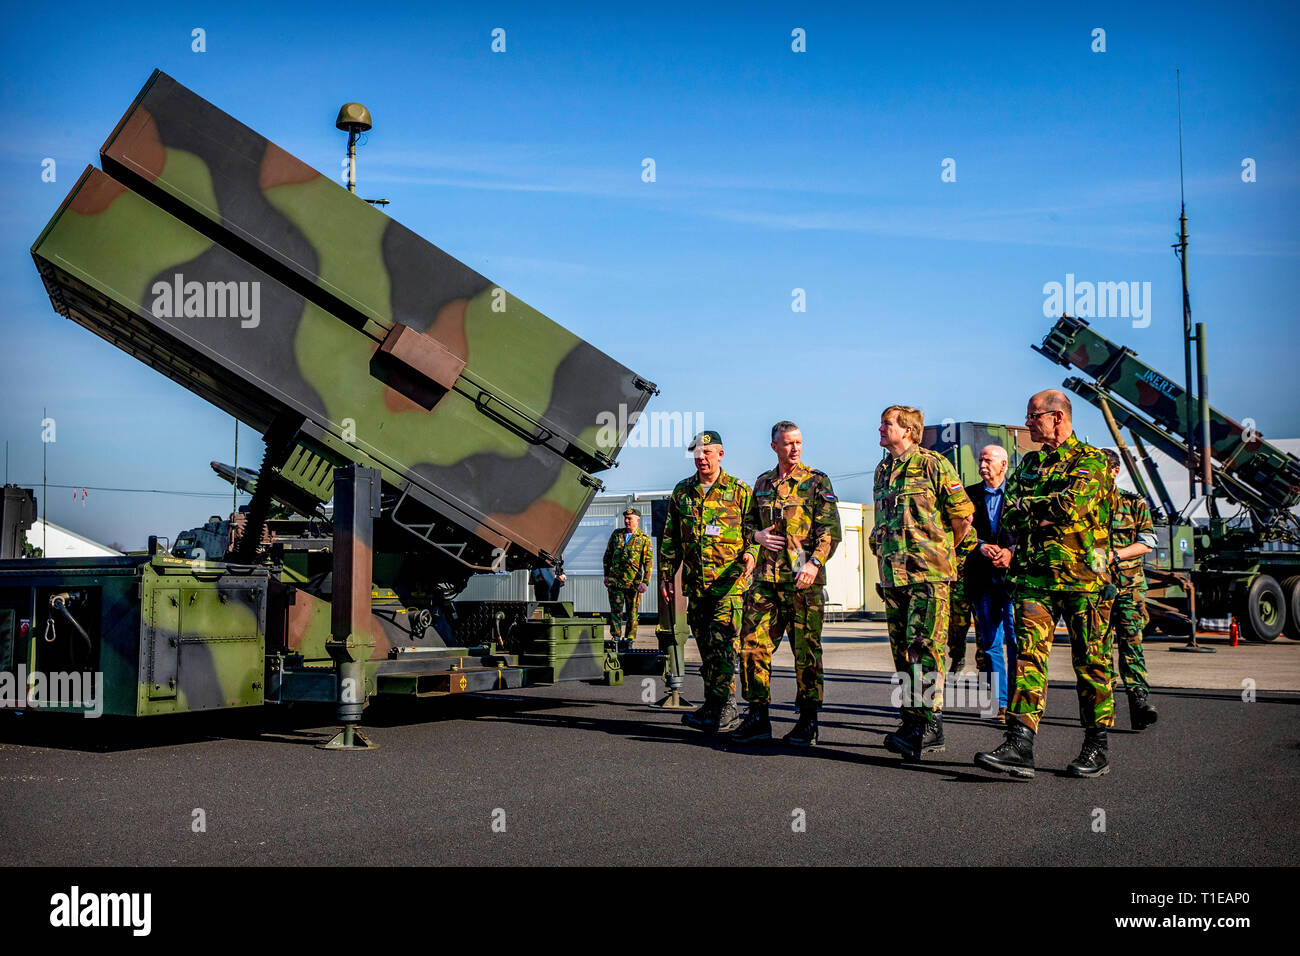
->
<box><xmin>1174</xmin><ymin>69</ymin><xmax>1197</xmax><ymax>497</ymax></box>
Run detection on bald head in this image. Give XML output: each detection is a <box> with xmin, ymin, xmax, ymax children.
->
<box><xmin>1031</xmin><ymin>389</ymin><xmax>1072</xmax><ymax>419</ymax></box>
<box><xmin>1026</xmin><ymin>389</ymin><xmax>1074</xmax><ymax>449</ymax></box>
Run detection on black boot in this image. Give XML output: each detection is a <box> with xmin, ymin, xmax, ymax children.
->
<box><xmin>783</xmin><ymin>703</ymin><xmax>819</xmax><ymax>747</ymax></box>
<box><xmin>1067</xmin><ymin>727</ymin><xmax>1110</xmax><ymax>777</ymax></box>
<box><xmin>883</xmin><ymin>712</ymin><xmax>925</xmax><ymax>761</ymax></box>
<box><xmin>1128</xmin><ymin>689</ymin><xmax>1158</xmax><ymax>730</ymax></box>
<box><xmin>974</xmin><ymin>720</ymin><xmax>1036</xmax><ymax>778</ymax></box>
<box><xmin>727</xmin><ymin>703</ymin><xmax>771</xmax><ymax>744</ymax></box>
<box><xmin>920</xmin><ymin>712</ymin><xmax>945</xmax><ymax>754</ymax></box>
<box><xmin>682</xmin><ymin>700</ymin><xmax>718</xmax><ymax>731</ymax></box>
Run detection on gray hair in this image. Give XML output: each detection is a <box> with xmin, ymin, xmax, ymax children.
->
<box><xmin>771</xmin><ymin>420</ymin><xmax>800</xmax><ymax>443</ymax></box>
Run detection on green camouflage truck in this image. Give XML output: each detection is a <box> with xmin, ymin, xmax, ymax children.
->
<box><xmin>1</xmin><ymin>71</ymin><xmax>656</xmax><ymax>737</ymax></box>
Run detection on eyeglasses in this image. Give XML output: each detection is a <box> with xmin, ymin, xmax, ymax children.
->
<box><xmin>1025</xmin><ymin>410</ymin><xmax>1057</xmax><ymax>422</ymax></box>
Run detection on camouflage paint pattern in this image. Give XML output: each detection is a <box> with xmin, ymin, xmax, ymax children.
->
<box><xmin>922</xmin><ymin>422</ymin><xmax>1037</xmax><ymax>488</ymax></box>
<box><xmin>1008</xmin><ymin>588</ymin><xmax>1115</xmax><ymax>733</ymax></box>
<box><xmin>884</xmin><ymin>581</ymin><xmax>950</xmax><ymax>716</ymax></box>
<box><xmin>1036</xmin><ymin>315</ymin><xmax>1300</xmax><ymax>514</ymax></box>
<box><xmin>1003</xmin><ymin>433</ymin><xmax>1113</xmax><ymax>593</ymax></box>
<box><xmin>745</xmin><ymin>463</ymin><xmax>841</xmax><ymax>587</ymax></box>
<box><xmin>33</xmin><ymin>71</ymin><xmax>655</xmax><ymax>571</ymax></box>
<box><xmin>739</xmin><ymin>584</ymin><xmax>825</xmax><ymax>707</ymax></box>
<box><xmin>658</xmin><ymin>470</ymin><xmax>754</xmax><ymax>702</ymax></box>
<box><xmin>0</xmin><ymin>554</ymin><xmax>265</xmax><ymax>717</ymax></box>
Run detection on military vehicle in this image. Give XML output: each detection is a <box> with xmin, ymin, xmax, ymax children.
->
<box><xmin>925</xmin><ymin>322</ymin><xmax>1300</xmax><ymax>644</ymax></box>
<box><xmin>1034</xmin><ymin>315</ymin><xmax>1300</xmax><ymax>643</ymax></box>
<box><xmin>922</xmin><ymin>422</ymin><xmax>1036</xmax><ymax>486</ymax></box>
<box><xmin>1</xmin><ymin>71</ymin><xmax>656</xmax><ymax>744</ymax></box>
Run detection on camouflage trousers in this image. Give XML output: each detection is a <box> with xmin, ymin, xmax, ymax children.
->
<box><xmin>948</xmin><ymin>594</ymin><xmax>974</xmax><ymax>671</ymax></box>
<box><xmin>1101</xmin><ymin>587</ymin><xmax>1150</xmax><ymax>694</ymax></box>
<box><xmin>1009</xmin><ymin>588</ymin><xmax>1115</xmax><ymax>733</ymax></box>
<box><xmin>739</xmin><ymin>583</ymin><xmax>825</xmax><ymax>708</ymax></box>
<box><xmin>607</xmin><ymin>586</ymin><xmax>643</xmax><ymax>641</ymax></box>
<box><xmin>686</xmin><ymin>591</ymin><xmax>743</xmax><ymax>703</ymax></box>
<box><xmin>884</xmin><ymin>581</ymin><xmax>950</xmax><ymax>718</ymax></box>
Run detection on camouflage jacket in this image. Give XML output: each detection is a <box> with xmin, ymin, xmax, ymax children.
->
<box><xmin>1111</xmin><ymin>488</ymin><xmax>1154</xmax><ymax>592</ymax></box>
<box><xmin>744</xmin><ymin>462</ymin><xmax>841</xmax><ymax>587</ymax></box>
<box><xmin>870</xmin><ymin>446</ymin><xmax>974</xmax><ymax>588</ymax></box>
<box><xmin>1003</xmin><ymin>433</ymin><xmax>1113</xmax><ymax>593</ymax></box>
<box><xmin>603</xmin><ymin>527</ymin><xmax>653</xmax><ymax>588</ymax></box>
<box><xmin>659</xmin><ymin>470</ymin><xmax>754</xmax><ymax>599</ymax></box>
<box><xmin>952</xmin><ymin>526</ymin><xmax>978</xmax><ymax>601</ymax></box>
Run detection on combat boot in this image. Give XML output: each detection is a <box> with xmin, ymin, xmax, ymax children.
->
<box><xmin>727</xmin><ymin>703</ymin><xmax>771</xmax><ymax>744</ymax></box>
<box><xmin>1067</xmin><ymin>727</ymin><xmax>1110</xmax><ymax>777</ymax></box>
<box><xmin>1128</xmin><ymin>689</ymin><xmax>1158</xmax><ymax>730</ymax></box>
<box><xmin>974</xmin><ymin>720</ymin><xmax>1036</xmax><ymax>778</ymax></box>
<box><xmin>716</xmin><ymin>698</ymin><xmax>741</xmax><ymax>733</ymax></box>
<box><xmin>681</xmin><ymin>700</ymin><xmax>718</xmax><ymax>731</ymax></box>
<box><xmin>783</xmin><ymin>703</ymin><xmax>819</xmax><ymax>747</ymax></box>
<box><xmin>883</xmin><ymin>712</ymin><xmax>925</xmax><ymax>761</ymax></box>
<box><xmin>919</xmin><ymin>712</ymin><xmax>945</xmax><ymax>754</ymax></box>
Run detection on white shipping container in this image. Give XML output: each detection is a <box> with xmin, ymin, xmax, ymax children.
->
<box><xmin>461</xmin><ymin>492</ymin><xmax>883</xmax><ymax>618</ymax></box>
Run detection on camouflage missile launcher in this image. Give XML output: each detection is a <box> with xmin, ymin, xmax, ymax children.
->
<box><xmin>3</xmin><ymin>71</ymin><xmax>653</xmax><ymax>731</ymax></box>
<box><xmin>1034</xmin><ymin>315</ymin><xmax>1300</xmax><ymax>643</ymax></box>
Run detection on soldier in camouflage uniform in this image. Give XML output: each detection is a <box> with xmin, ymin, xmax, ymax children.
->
<box><xmin>1100</xmin><ymin>449</ymin><xmax>1159</xmax><ymax>730</ymax></box>
<box><xmin>659</xmin><ymin>430</ymin><xmax>754</xmax><ymax>734</ymax></box>
<box><xmin>948</xmin><ymin>534</ymin><xmax>977</xmax><ymax>674</ymax></box>
<box><xmin>872</xmin><ymin>405</ymin><xmax>975</xmax><ymax>761</ymax></box>
<box><xmin>976</xmin><ymin>389</ymin><xmax>1116</xmax><ymax>779</ymax></box>
<box><xmin>603</xmin><ymin>508</ymin><xmax>653</xmax><ymax>644</ymax></box>
<box><xmin>729</xmin><ymin>422</ymin><xmax>842</xmax><ymax>747</ymax></box>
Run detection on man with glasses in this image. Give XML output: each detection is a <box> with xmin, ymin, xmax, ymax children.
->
<box><xmin>975</xmin><ymin>389</ymin><xmax>1117</xmax><ymax>778</ymax></box>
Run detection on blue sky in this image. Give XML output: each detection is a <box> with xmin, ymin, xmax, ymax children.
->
<box><xmin>1</xmin><ymin>0</ymin><xmax>1297</xmax><ymax>548</ymax></box>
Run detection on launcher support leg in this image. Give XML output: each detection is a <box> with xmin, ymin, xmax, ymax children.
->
<box><xmin>318</xmin><ymin>465</ymin><xmax>382</xmax><ymax>751</ymax></box>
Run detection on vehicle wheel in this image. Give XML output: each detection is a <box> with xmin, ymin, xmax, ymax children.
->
<box><xmin>1281</xmin><ymin>576</ymin><xmax>1300</xmax><ymax>641</ymax></box>
<box><xmin>1236</xmin><ymin>574</ymin><xmax>1286</xmax><ymax>642</ymax></box>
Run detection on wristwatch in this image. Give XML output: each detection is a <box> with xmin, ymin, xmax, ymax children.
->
<box><xmin>809</xmin><ymin>557</ymin><xmax>823</xmax><ymax>569</ymax></box>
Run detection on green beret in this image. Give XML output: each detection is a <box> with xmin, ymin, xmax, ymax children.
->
<box><xmin>688</xmin><ymin>430</ymin><xmax>723</xmax><ymax>450</ymax></box>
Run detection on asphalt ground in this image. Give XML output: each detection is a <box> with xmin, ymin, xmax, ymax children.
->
<box><xmin>1</xmin><ymin>663</ymin><xmax>1296</xmax><ymax>868</ymax></box>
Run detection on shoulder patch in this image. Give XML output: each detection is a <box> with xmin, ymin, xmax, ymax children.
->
<box><xmin>1071</xmin><ymin>468</ymin><xmax>1092</xmax><ymax>477</ymax></box>
<box><xmin>947</xmin><ymin>481</ymin><xmax>963</xmax><ymax>493</ymax></box>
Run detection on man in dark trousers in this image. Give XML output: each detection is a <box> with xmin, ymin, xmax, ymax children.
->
<box><xmin>964</xmin><ymin>444</ymin><xmax>1019</xmax><ymax>721</ymax></box>
<box><xmin>529</xmin><ymin>558</ymin><xmax>566</xmax><ymax>603</ymax></box>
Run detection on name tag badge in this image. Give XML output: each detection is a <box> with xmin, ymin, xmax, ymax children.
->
<box><xmin>704</xmin><ymin>524</ymin><xmax>723</xmax><ymax>537</ymax></box>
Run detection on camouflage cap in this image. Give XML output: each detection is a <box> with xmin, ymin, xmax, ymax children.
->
<box><xmin>623</xmin><ymin>507</ymin><xmax>642</xmax><ymax>517</ymax></box>
<box><xmin>688</xmin><ymin>430</ymin><xmax>723</xmax><ymax>450</ymax></box>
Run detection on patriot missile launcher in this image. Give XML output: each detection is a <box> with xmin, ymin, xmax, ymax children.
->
<box><xmin>3</xmin><ymin>71</ymin><xmax>656</xmax><ymax>741</ymax></box>
<box><xmin>1034</xmin><ymin>315</ymin><xmax>1300</xmax><ymax>642</ymax></box>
